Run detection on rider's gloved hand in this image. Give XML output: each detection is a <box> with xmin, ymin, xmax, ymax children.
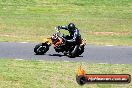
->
<box><xmin>57</xmin><ymin>26</ymin><xmax>62</xmax><ymax>30</ymax></box>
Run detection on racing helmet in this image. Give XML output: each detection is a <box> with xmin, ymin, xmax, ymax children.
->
<box><xmin>68</xmin><ymin>23</ymin><xmax>75</xmax><ymax>32</ymax></box>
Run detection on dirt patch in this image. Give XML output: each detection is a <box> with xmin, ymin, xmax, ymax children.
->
<box><xmin>87</xmin><ymin>32</ymin><xmax>131</xmax><ymax>36</ymax></box>
<box><xmin>0</xmin><ymin>24</ymin><xmax>6</xmax><ymax>29</ymax></box>
<box><xmin>0</xmin><ymin>34</ymin><xmax>17</xmax><ymax>37</ymax></box>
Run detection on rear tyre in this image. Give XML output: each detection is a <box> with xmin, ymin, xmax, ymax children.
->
<box><xmin>63</xmin><ymin>51</ymin><xmax>68</xmax><ymax>56</ymax></box>
<box><xmin>79</xmin><ymin>45</ymin><xmax>84</xmax><ymax>55</ymax></box>
<box><xmin>69</xmin><ymin>45</ymin><xmax>80</xmax><ymax>58</ymax></box>
<box><xmin>34</xmin><ymin>43</ymin><xmax>49</xmax><ymax>55</ymax></box>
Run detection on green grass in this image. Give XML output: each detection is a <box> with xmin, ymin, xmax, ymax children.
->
<box><xmin>0</xmin><ymin>59</ymin><xmax>131</xmax><ymax>88</ymax></box>
<box><xmin>0</xmin><ymin>0</ymin><xmax>132</xmax><ymax>45</ymax></box>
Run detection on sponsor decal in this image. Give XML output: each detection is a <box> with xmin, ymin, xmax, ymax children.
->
<box><xmin>76</xmin><ymin>66</ymin><xmax>131</xmax><ymax>85</ymax></box>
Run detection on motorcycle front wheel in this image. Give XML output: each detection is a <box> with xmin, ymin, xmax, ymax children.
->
<box><xmin>34</xmin><ymin>43</ymin><xmax>49</xmax><ymax>55</ymax></box>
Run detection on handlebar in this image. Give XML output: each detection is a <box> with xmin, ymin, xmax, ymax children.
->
<box><xmin>54</xmin><ymin>27</ymin><xmax>61</xmax><ymax>37</ymax></box>
<box><xmin>53</xmin><ymin>27</ymin><xmax>67</xmax><ymax>41</ymax></box>
<box><xmin>55</xmin><ymin>27</ymin><xmax>60</xmax><ymax>32</ymax></box>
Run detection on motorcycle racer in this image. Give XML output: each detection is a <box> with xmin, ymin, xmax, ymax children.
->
<box><xmin>34</xmin><ymin>23</ymin><xmax>86</xmax><ymax>57</ymax></box>
<box><xmin>57</xmin><ymin>23</ymin><xmax>81</xmax><ymax>45</ymax></box>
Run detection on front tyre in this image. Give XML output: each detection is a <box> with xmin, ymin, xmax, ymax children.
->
<box><xmin>34</xmin><ymin>43</ymin><xmax>49</xmax><ymax>55</ymax></box>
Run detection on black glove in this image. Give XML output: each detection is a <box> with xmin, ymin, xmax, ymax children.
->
<box><xmin>57</xmin><ymin>26</ymin><xmax>62</xmax><ymax>30</ymax></box>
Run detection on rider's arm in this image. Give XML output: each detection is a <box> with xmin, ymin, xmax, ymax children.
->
<box><xmin>67</xmin><ymin>37</ymin><xmax>76</xmax><ymax>43</ymax></box>
<box><xmin>58</xmin><ymin>26</ymin><xmax>68</xmax><ymax>30</ymax></box>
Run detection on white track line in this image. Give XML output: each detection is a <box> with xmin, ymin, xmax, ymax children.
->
<box><xmin>37</xmin><ymin>60</ymin><xmax>44</xmax><ymax>62</ymax></box>
<box><xmin>64</xmin><ymin>60</ymin><xmax>69</xmax><ymax>62</ymax></box>
<box><xmin>20</xmin><ymin>42</ymin><xmax>29</xmax><ymax>43</ymax></box>
<box><xmin>15</xmin><ymin>59</ymin><xmax>24</xmax><ymax>60</ymax></box>
<box><xmin>105</xmin><ymin>45</ymin><xmax>114</xmax><ymax>46</ymax></box>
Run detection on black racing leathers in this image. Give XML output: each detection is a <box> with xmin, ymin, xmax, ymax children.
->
<box><xmin>59</xmin><ymin>26</ymin><xmax>81</xmax><ymax>45</ymax></box>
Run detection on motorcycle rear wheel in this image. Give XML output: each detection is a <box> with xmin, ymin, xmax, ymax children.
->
<box><xmin>79</xmin><ymin>45</ymin><xmax>84</xmax><ymax>55</ymax></box>
<box><xmin>69</xmin><ymin>45</ymin><xmax>80</xmax><ymax>58</ymax></box>
<box><xmin>69</xmin><ymin>45</ymin><xmax>85</xmax><ymax>57</ymax></box>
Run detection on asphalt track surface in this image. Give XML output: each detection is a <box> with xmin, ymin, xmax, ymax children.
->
<box><xmin>0</xmin><ymin>42</ymin><xmax>132</xmax><ymax>64</ymax></box>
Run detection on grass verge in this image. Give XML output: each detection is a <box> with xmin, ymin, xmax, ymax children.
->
<box><xmin>0</xmin><ymin>59</ymin><xmax>132</xmax><ymax>88</ymax></box>
<box><xmin>0</xmin><ymin>0</ymin><xmax>132</xmax><ymax>45</ymax></box>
